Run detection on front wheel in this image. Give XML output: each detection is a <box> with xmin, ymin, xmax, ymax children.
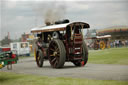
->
<box><xmin>36</xmin><ymin>50</ymin><xmax>44</xmax><ymax>67</ymax></box>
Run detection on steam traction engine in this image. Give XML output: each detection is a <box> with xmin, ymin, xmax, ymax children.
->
<box><xmin>31</xmin><ymin>20</ymin><xmax>90</xmax><ymax>68</ymax></box>
<box><xmin>89</xmin><ymin>35</ymin><xmax>111</xmax><ymax>50</ymax></box>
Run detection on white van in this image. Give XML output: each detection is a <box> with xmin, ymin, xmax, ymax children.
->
<box><xmin>10</xmin><ymin>42</ymin><xmax>30</xmax><ymax>56</ymax></box>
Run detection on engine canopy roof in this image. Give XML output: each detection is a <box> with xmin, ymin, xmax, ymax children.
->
<box><xmin>31</xmin><ymin>22</ymin><xmax>90</xmax><ymax>33</ymax></box>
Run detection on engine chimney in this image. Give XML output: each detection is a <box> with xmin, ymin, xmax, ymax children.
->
<box><xmin>55</xmin><ymin>19</ymin><xmax>69</xmax><ymax>24</ymax></box>
<box><xmin>45</xmin><ymin>22</ymin><xmax>51</xmax><ymax>26</ymax></box>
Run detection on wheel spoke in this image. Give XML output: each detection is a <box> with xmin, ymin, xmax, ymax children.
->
<box><xmin>56</xmin><ymin>53</ymin><xmax>60</xmax><ymax>57</ymax></box>
<box><xmin>50</xmin><ymin>54</ymin><xmax>54</xmax><ymax>56</ymax></box>
<box><xmin>51</xmin><ymin>57</ymin><xmax>56</xmax><ymax>63</ymax></box>
<box><xmin>38</xmin><ymin>56</ymin><xmax>40</xmax><ymax>60</ymax></box>
<box><xmin>55</xmin><ymin>48</ymin><xmax>59</xmax><ymax>52</ymax></box>
<box><xmin>54</xmin><ymin>60</ymin><xmax>58</xmax><ymax>67</ymax></box>
<box><xmin>54</xmin><ymin>46</ymin><xmax>57</xmax><ymax>49</ymax></box>
<box><xmin>52</xmin><ymin>43</ymin><xmax>56</xmax><ymax>49</ymax></box>
<box><xmin>50</xmin><ymin>48</ymin><xmax>55</xmax><ymax>52</ymax></box>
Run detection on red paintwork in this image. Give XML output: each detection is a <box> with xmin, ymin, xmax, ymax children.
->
<box><xmin>81</xmin><ymin>61</ymin><xmax>85</xmax><ymax>66</ymax></box>
<box><xmin>9</xmin><ymin>53</ymin><xmax>17</xmax><ymax>64</ymax></box>
<box><xmin>63</xmin><ymin>33</ymin><xmax>83</xmax><ymax>61</ymax></box>
<box><xmin>11</xmin><ymin>54</ymin><xmax>16</xmax><ymax>58</ymax></box>
<box><xmin>37</xmin><ymin>42</ymin><xmax>46</xmax><ymax>57</ymax></box>
<box><xmin>2</xmin><ymin>48</ymin><xmax>11</xmax><ymax>52</ymax></box>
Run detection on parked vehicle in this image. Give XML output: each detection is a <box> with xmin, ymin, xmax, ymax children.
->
<box><xmin>10</xmin><ymin>42</ymin><xmax>30</xmax><ymax>56</ymax></box>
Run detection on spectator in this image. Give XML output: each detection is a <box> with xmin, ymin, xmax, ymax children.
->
<box><xmin>125</xmin><ymin>40</ymin><xmax>128</xmax><ymax>47</ymax></box>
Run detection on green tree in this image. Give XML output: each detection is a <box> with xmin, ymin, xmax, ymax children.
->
<box><xmin>1</xmin><ymin>36</ymin><xmax>12</xmax><ymax>46</ymax></box>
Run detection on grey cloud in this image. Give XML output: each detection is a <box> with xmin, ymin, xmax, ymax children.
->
<box><xmin>0</xmin><ymin>0</ymin><xmax>128</xmax><ymax>40</ymax></box>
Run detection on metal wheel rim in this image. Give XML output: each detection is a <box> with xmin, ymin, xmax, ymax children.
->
<box><xmin>49</xmin><ymin>41</ymin><xmax>60</xmax><ymax>68</ymax></box>
<box><xmin>36</xmin><ymin>51</ymin><xmax>42</xmax><ymax>66</ymax></box>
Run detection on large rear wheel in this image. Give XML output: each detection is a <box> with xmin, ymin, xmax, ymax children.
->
<box><xmin>99</xmin><ymin>41</ymin><xmax>105</xmax><ymax>50</ymax></box>
<box><xmin>48</xmin><ymin>39</ymin><xmax>66</xmax><ymax>68</ymax></box>
<box><xmin>73</xmin><ymin>41</ymin><xmax>88</xmax><ymax>66</ymax></box>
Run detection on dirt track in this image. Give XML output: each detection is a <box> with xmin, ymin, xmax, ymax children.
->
<box><xmin>0</xmin><ymin>57</ymin><xmax>128</xmax><ymax>81</ymax></box>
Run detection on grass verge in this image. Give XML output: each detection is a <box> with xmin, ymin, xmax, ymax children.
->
<box><xmin>88</xmin><ymin>47</ymin><xmax>128</xmax><ymax>65</ymax></box>
<box><xmin>0</xmin><ymin>72</ymin><xmax>128</xmax><ymax>85</ymax></box>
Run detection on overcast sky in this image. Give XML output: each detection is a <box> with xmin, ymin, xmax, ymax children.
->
<box><xmin>0</xmin><ymin>0</ymin><xmax>128</xmax><ymax>40</ymax></box>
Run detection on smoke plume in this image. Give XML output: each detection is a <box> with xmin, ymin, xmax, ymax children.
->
<box><xmin>33</xmin><ymin>1</ymin><xmax>66</xmax><ymax>25</ymax></box>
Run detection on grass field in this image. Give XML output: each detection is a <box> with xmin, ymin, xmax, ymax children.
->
<box><xmin>88</xmin><ymin>47</ymin><xmax>128</xmax><ymax>65</ymax></box>
<box><xmin>0</xmin><ymin>72</ymin><xmax>128</xmax><ymax>85</ymax></box>
<box><xmin>0</xmin><ymin>47</ymin><xmax>128</xmax><ymax>85</ymax></box>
